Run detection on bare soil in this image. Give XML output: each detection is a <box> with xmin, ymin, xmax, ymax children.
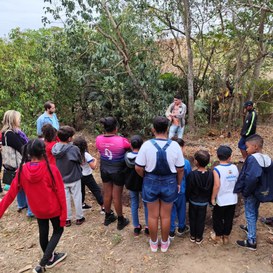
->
<box><xmin>1</xmin><ymin>125</ymin><xmax>273</xmax><ymax>273</ymax></box>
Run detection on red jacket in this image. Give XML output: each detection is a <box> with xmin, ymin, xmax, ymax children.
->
<box><xmin>0</xmin><ymin>160</ymin><xmax>67</xmax><ymax>227</ymax></box>
<box><xmin>45</xmin><ymin>140</ymin><xmax>57</xmax><ymax>165</ymax></box>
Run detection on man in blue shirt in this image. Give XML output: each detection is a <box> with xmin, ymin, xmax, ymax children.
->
<box><xmin>37</xmin><ymin>101</ymin><xmax>59</xmax><ymax>137</ymax></box>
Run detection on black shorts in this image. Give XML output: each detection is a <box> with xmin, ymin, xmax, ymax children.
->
<box><xmin>100</xmin><ymin>170</ymin><xmax>125</xmax><ymax>186</ymax></box>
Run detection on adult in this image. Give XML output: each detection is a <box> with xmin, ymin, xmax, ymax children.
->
<box><xmin>135</xmin><ymin>116</ymin><xmax>184</xmax><ymax>252</ymax></box>
<box><xmin>165</xmin><ymin>94</ymin><xmax>187</xmax><ymax>139</ymax></box>
<box><xmin>96</xmin><ymin>117</ymin><xmax>130</xmax><ymax>230</ymax></box>
<box><xmin>1</xmin><ymin>110</ymin><xmax>33</xmax><ymax>216</ymax></box>
<box><xmin>37</xmin><ymin>101</ymin><xmax>59</xmax><ymax>137</ymax></box>
<box><xmin>238</xmin><ymin>101</ymin><xmax>257</xmax><ymax>161</ymax></box>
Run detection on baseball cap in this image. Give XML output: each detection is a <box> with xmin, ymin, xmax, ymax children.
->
<box><xmin>244</xmin><ymin>101</ymin><xmax>253</xmax><ymax>107</ymax></box>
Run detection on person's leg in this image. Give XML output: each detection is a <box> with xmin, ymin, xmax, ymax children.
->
<box><xmin>223</xmin><ymin>204</ymin><xmax>236</xmax><ymax>236</ymax></box>
<box><xmin>37</xmin><ymin>218</ymin><xmax>50</xmax><ymax>254</ymax></box>
<box><xmin>238</xmin><ymin>137</ymin><xmax>247</xmax><ymax>160</ymax></box>
<box><xmin>170</xmin><ymin>201</ymin><xmax>177</xmax><ymax>233</ymax></box>
<box><xmin>147</xmin><ymin>200</ymin><xmax>160</xmax><ymax>242</ymax></box>
<box><xmin>189</xmin><ymin>202</ymin><xmax>196</xmax><ymax>239</ymax></box>
<box><xmin>25</xmin><ymin>197</ymin><xmax>34</xmax><ymax>217</ymax></box>
<box><xmin>143</xmin><ymin>201</ymin><xmax>148</xmax><ymax>227</ymax></box>
<box><xmin>39</xmin><ymin>217</ymin><xmax>64</xmax><ymax>267</ymax></box>
<box><xmin>81</xmin><ymin>179</ymin><xmax>85</xmax><ymax>204</ymax></box>
<box><xmin>213</xmin><ymin>204</ymin><xmax>224</xmax><ymax>236</ymax></box>
<box><xmin>103</xmin><ymin>182</ymin><xmax>113</xmax><ymax>213</ymax></box>
<box><xmin>245</xmin><ymin>195</ymin><xmax>260</xmax><ymax>244</ymax></box>
<box><xmin>196</xmin><ymin>205</ymin><xmax>207</xmax><ymax>240</ymax></box>
<box><xmin>177</xmin><ymin>126</ymin><xmax>185</xmax><ymax>139</ymax></box>
<box><xmin>84</xmin><ymin>174</ymin><xmax>104</xmax><ymax>206</ymax></box>
<box><xmin>65</xmin><ymin>184</ymin><xmax>72</xmax><ymax>220</ymax></box>
<box><xmin>176</xmin><ymin>193</ymin><xmax>185</xmax><ymax>229</ymax></box>
<box><xmin>160</xmin><ymin>201</ymin><xmax>173</xmax><ymax>242</ymax></box>
<box><xmin>71</xmin><ymin>180</ymin><xmax>84</xmax><ymax>220</ymax></box>
<box><xmin>130</xmin><ymin>190</ymin><xmax>140</xmax><ymax>227</ymax></box>
<box><xmin>17</xmin><ymin>189</ymin><xmax>27</xmax><ymax>209</ymax></box>
<box><xmin>168</xmin><ymin>125</ymin><xmax>177</xmax><ymax>139</ymax></box>
<box><xmin>113</xmin><ymin>184</ymin><xmax>124</xmax><ymax>216</ymax></box>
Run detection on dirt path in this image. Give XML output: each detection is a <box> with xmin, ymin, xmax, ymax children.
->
<box><xmin>1</xmin><ymin>125</ymin><xmax>273</xmax><ymax>273</ymax></box>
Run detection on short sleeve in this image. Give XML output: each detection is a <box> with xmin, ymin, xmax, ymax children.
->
<box><xmin>135</xmin><ymin>144</ymin><xmax>146</xmax><ymax>167</ymax></box>
<box><xmin>85</xmin><ymin>152</ymin><xmax>94</xmax><ymax>163</ymax></box>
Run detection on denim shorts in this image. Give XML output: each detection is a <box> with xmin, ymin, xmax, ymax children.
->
<box><xmin>238</xmin><ymin>137</ymin><xmax>247</xmax><ymax>150</ymax></box>
<box><xmin>142</xmin><ymin>173</ymin><xmax>178</xmax><ymax>203</ymax></box>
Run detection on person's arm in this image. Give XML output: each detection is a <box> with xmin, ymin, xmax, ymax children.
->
<box><xmin>245</xmin><ymin>111</ymin><xmax>256</xmax><ymax>137</ymax></box>
<box><xmin>88</xmin><ymin>158</ymin><xmax>97</xmax><ymax>170</ymax></box>
<box><xmin>176</xmin><ymin>166</ymin><xmax>184</xmax><ymax>193</ymax></box>
<box><xmin>135</xmin><ymin>165</ymin><xmax>145</xmax><ymax>178</ymax></box>
<box><xmin>165</xmin><ymin>103</ymin><xmax>173</xmax><ymax>121</ymax></box>
<box><xmin>36</xmin><ymin>116</ymin><xmax>43</xmax><ymax>136</ymax></box>
<box><xmin>211</xmin><ymin>169</ymin><xmax>220</xmax><ymax>205</ymax></box>
<box><xmin>4</xmin><ymin>131</ymin><xmax>24</xmax><ymax>153</ymax></box>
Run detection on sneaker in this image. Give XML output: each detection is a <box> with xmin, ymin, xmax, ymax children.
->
<box><xmin>239</xmin><ymin>224</ymin><xmax>248</xmax><ymax>234</ymax></box>
<box><xmin>104</xmin><ymin>211</ymin><xmax>117</xmax><ymax>226</ymax></box>
<box><xmin>177</xmin><ymin>225</ymin><xmax>190</xmax><ymax>237</ymax></box>
<box><xmin>46</xmin><ymin>252</ymin><xmax>67</xmax><ymax>269</ymax></box>
<box><xmin>134</xmin><ymin>225</ymin><xmax>142</xmax><ymax>236</ymax></box>
<box><xmin>76</xmin><ymin>217</ymin><xmax>86</xmax><ymax>225</ymax></box>
<box><xmin>100</xmin><ymin>208</ymin><xmax>105</xmax><ymax>215</ymax></box>
<box><xmin>17</xmin><ymin>205</ymin><xmax>28</xmax><ymax>213</ymax></box>
<box><xmin>169</xmin><ymin>230</ymin><xmax>175</xmax><ymax>240</ymax></box>
<box><xmin>190</xmin><ymin>236</ymin><xmax>195</xmax><ymax>243</ymax></box>
<box><xmin>161</xmin><ymin>238</ymin><xmax>171</xmax><ymax>252</ymax></box>
<box><xmin>117</xmin><ymin>217</ymin><xmax>130</xmax><ymax>230</ymax></box>
<box><xmin>236</xmin><ymin>240</ymin><xmax>257</xmax><ymax>251</ymax></box>
<box><xmin>144</xmin><ymin>227</ymin><xmax>150</xmax><ymax>236</ymax></box>
<box><xmin>210</xmin><ymin>232</ymin><xmax>223</xmax><ymax>244</ymax></box>
<box><xmin>65</xmin><ymin>220</ymin><xmax>71</xmax><ymax>227</ymax></box>
<box><xmin>32</xmin><ymin>265</ymin><xmax>45</xmax><ymax>273</ymax></box>
<box><xmin>149</xmin><ymin>239</ymin><xmax>158</xmax><ymax>252</ymax></box>
<box><xmin>196</xmin><ymin>238</ymin><xmax>203</xmax><ymax>245</ymax></box>
<box><xmin>82</xmin><ymin>203</ymin><xmax>92</xmax><ymax>210</ymax></box>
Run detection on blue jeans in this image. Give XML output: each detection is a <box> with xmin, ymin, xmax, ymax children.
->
<box><xmin>130</xmin><ymin>191</ymin><xmax>148</xmax><ymax>227</ymax></box>
<box><xmin>170</xmin><ymin>192</ymin><xmax>186</xmax><ymax>232</ymax></box>
<box><xmin>168</xmin><ymin>125</ymin><xmax>184</xmax><ymax>139</ymax></box>
<box><xmin>17</xmin><ymin>190</ymin><xmax>34</xmax><ymax>216</ymax></box>
<box><xmin>244</xmin><ymin>195</ymin><xmax>260</xmax><ymax>244</ymax></box>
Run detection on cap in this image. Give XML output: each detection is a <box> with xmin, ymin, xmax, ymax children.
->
<box><xmin>217</xmin><ymin>145</ymin><xmax>232</xmax><ymax>158</ymax></box>
<box><xmin>244</xmin><ymin>101</ymin><xmax>253</xmax><ymax>107</ymax></box>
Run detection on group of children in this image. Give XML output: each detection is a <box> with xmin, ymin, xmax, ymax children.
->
<box><xmin>0</xmin><ymin>115</ymin><xmax>271</xmax><ymax>272</ymax></box>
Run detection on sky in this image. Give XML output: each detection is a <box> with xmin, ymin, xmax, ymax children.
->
<box><xmin>0</xmin><ymin>0</ymin><xmax>55</xmax><ymax>37</ymax></box>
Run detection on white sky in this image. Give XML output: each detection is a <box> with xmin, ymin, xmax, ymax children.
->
<box><xmin>0</xmin><ymin>0</ymin><xmax>56</xmax><ymax>37</ymax></box>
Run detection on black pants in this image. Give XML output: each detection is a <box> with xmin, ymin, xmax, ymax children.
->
<box><xmin>213</xmin><ymin>204</ymin><xmax>236</xmax><ymax>236</ymax></box>
<box><xmin>81</xmin><ymin>174</ymin><xmax>103</xmax><ymax>206</ymax></box>
<box><xmin>37</xmin><ymin>216</ymin><xmax>64</xmax><ymax>267</ymax></box>
<box><xmin>189</xmin><ymin>203</ymin><xmax>207</xmax><ymax>239</ymax></box>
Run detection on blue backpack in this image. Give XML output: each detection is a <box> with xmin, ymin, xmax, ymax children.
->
<box><xmin>255</xmin><ymin>161</ymin><xmax>273</xmax><ymax>202</ymax></box>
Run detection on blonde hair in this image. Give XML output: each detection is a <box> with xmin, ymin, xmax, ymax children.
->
<box><xmin>1</xmin><ymin>110</ymin><xmax>21</xmax><ymax>132</ymax></box>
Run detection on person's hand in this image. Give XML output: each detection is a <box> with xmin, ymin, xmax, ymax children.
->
<box><xmin>211</xmin><ymin>198</ymin><xmax>216</xmax><ymax>206</ymax></box>
<box><xmin>177</xmin><ymin>184</ymin><xmax>181</xmax><ymax>193</ymax></box>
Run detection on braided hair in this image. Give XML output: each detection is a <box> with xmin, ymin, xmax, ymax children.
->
<box><xmin>17</xmin><ymin>139</ymin><xmax>56</xmax><ymax>190</ymax></box>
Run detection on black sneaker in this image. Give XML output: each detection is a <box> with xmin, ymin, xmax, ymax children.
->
<box><xmin>239</xmin><ymin>224</ymin><xmax>248</xmax><ymax>234</ymax></box>
<box><xmin>65</xmin><ymin>220</ymin><xmax>71</xmax><ymax>227</ymax></box>
<box><xmin>104</xmin><ymin>212</ymin><xmax>117</xmax><ymax>226</ymax></box>
<box><xmin>144</xmin><ymin>227</ymin><xmax>150</xmax><ymax>236</ymax></box>
<box><xmin>169</xmin><ymin>230</ymin><xmax>175</xmax><ymax>239</ymax></box>
<box><xmin>117</xmin><ymin>217</ymin><xmax>130</xmax><ymax>230</ymax></box>
<box><xmin>76</xmin><ymin>217</ymin><xmax>86</xmax><ymax>225</ymax></box>
<box><xmin>177</xmin><ymin>225</ymin><xmax>190</xmax><ymax>237</ymax></box>
<box><xmin>46</xmin><ymin>252</ymin><xmax>67</xmax><ymax>269</ymax></box>
<box><xmin>82</xmin><ymin>203</ymin><xmax>92</xmax><ymax>210</ymax></box>
<box><xmin>134</xmin><ymin>224</ymin><xmax>142</xmax><ymax>236</ymax></box>
<box><xmin>32</xmin><ymin>265</ymin><xmax>46</xmax><ymax>273</ymax></box>
<box><xmin>236</xmin><ymin>240</ymin><xmax>257</xmax><ymax>251</ymax></box>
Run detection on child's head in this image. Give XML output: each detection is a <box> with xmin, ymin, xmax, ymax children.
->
<box><xmin>27</xmin><ymin>139</ymin><xmax>46</xmax><ymax>159</ymax></box>
<box><xmin>130</xmin><ymin>135</ymin><xmax>143</xmax><ymax>150</ymax></box>
<box><xmin>100</xmin><ymin>117</ymin><xmax>117</xmax><ymax>133</ymax></box>
<box><xmin>41</xmin><ymin>124</ymin><xmax>57</xmax><ymax>142</ymax></box>
<box><xmin>73</xmin><ymin>136</ymin><xmax>88</xmax><ymax>155</ymax></box>
<box><xmin>176</xmin><ymin>138</ymin><xmax>185</xmax><ymax>147</ymax></box>
<box><xmin>245</xmin><ymin>134</ymin><xmax>263</xmax><ymax>154</ymax></box>
<box><xmin>57</xmin><ymin>126</ymin><xmax>75</xmax><ymax>142</ymax></box>
<box><xmin>217</xmin><ymin>145</ymin><xmax>232</xmax><ymax>161</ymax></box>
<box><xmin>153</xmin><ymin>116</ymin><xmax>169</xmax><ymax>134</ymax></box>
<box><xmin>194</xmin><ymin>150</ymin><xmax>210</xmax><ymax>167</ymax></box>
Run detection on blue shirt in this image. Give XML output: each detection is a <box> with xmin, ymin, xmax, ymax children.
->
<box><xmin>181</xmin><ymin>159</ymin><xmax>191</xmax><ymax>194</ymax></box>
<box><xmin>36</xmin><ymin>112</ymin><xmax>59</xmax><ymax>136</ymax></box>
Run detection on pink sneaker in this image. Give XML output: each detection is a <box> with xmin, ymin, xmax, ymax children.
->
<box><xmin>161</xmin><ymin>238</ymin><xmax>170</xmax><ymax>252</ymax></box>
<box><xmin>149</xmin><ymin>239</ymin><xmax>158</xmax><ymax>252</ymax></box>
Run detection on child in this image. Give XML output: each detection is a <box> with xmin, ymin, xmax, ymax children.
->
<box><xmin>73</xmin><ymin>136</ymin><xmax>104</xmax><ymax>213</ymax></box>
<box><xmin>52</xmin><ymin>126</ymin><xmax>85</xmax><ymax>227</ymax></box>
<box><xmin>135</xmin><ymin>116</ymin><xmax>184</xmax><ymax>252</ymax></box>
<box><xmin>169</xmin><ymin>139</ymin><xmax>191</xmax><ymax>239</ymax></box>
<box><xmin>124</xmin><ymin>135</ymin><xmax>149</xmax><ymax>236</ymax></box>
<box><xmin>210</xmin><ymin>145</ymin><xmax>239</xmax><ymax>244</ymax></box>
<box><xmin>41</xmin><ymin>124</ymin><xmax>58</xmax><ymax>165</ymax></box>
<box><xmin>0</xmin><ymin>139</ymin><xmax>67</xmax><ymax>273</ymax></box>
<box><xmin>186</xmin><ymin>150</ymin><xmax>214</xmax><ymax>244</ymax></box>
<box><xmin>234</xmin><ymin>134</ymin><xmax>271</xmax><ymax>250</ymax></box>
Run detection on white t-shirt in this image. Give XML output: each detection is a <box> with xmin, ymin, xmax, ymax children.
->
<box><xmin>214</xmin><ymin>163</ymin><xmax>239</xmax><ymax>206</ymax></box>
<box><xmin>81</xmin><ymin>152</ymin><xmax>95</xmax><ymax>176</ymax></box>
<box><xmin>135</xmin><ymin>139</ymin><xmax>184</xmax><ymax>173</ymax></box>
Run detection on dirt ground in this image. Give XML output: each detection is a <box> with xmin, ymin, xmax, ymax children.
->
<box><xmin>1</xmin><ymin>125</ymin><xmax>273</xmax><ymax>273</ymax></box>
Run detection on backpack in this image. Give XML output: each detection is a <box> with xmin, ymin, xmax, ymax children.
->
<box><xmin>255</xmin><ymin>160</ymin><xmax>273</xmax><ymax>202</ymax></box>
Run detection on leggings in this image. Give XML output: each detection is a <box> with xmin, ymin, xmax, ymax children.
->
<box><xmin>37</xmin><ymin>216</ymin><xmax>64</xmax><ymax>267</ymax></box>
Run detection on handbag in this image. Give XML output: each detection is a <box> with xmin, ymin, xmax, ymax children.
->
<box><xmin>1</xmin><ymin>130</ymin><xmax>22</xmax><ymax>169</ymax></box>
<box><xmin>2</xmin><ymin>167</ymin><xmax>16</xmax><ymax>185</ymax></box>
